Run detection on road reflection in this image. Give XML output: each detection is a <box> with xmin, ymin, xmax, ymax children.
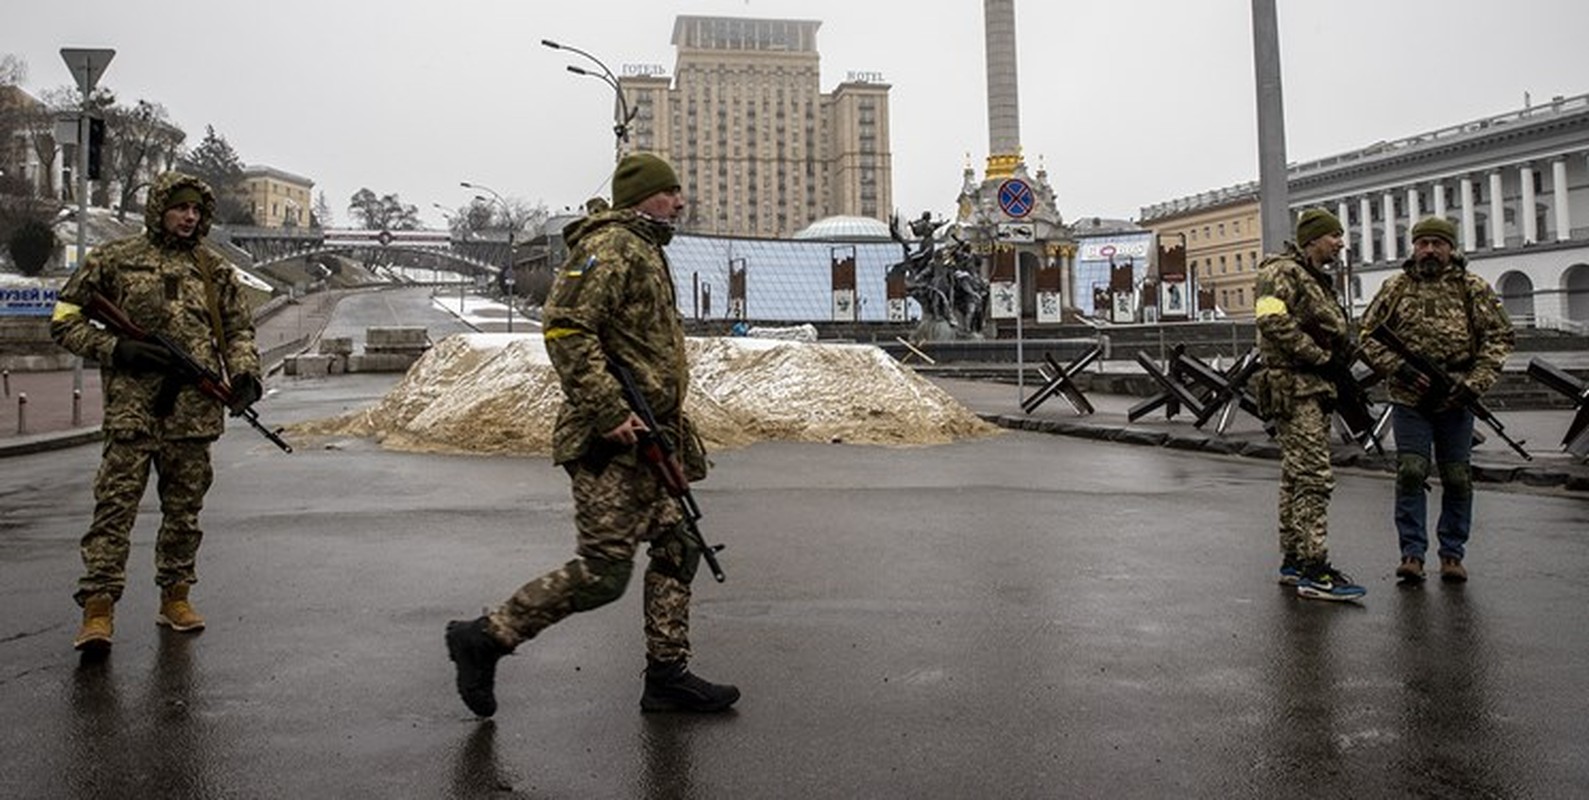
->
<box><xmin>447</xmin><ymin>720</ymin><xmax>519</xmax><ymax>798</ymax></box>
<box><xmin>1389</xmin><ymin>585</ymin><xmax>1517</xmax><ymax>796</ymax></box>
<box><xmin>638</xmin><ymin>715</ymin><xmax>701</xmax><ymax>800</ymax></box>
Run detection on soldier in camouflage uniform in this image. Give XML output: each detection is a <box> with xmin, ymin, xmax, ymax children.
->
<box><xmin>1359</xmin><ymin>216</ymin><xmax>1513</xmax><ymax>584</ymax></box>
<box><xmin>50</xmin><ymin>172</ymin><xmax>264</xmax><ymax>652</ymax></box>
<box><xmin>1253</xmin><ymin>208</ymin><xmax>1366</xmax><ymax>602</ymax></box>
<box><xmin>446</xmin><ymin>153</ymin><xmax>739</xmax><ymax>718</ymax></box>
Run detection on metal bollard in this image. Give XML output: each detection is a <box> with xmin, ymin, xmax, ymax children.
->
<box><xmin>73</xmin><ymin>389</ymin><xmax>82</xmax><ymax>427</ymax></box>
<box><xmin>2</xmin><ymin>368</ymin><xmax>8</xmax><ymax>397</ymax></box>
<box><xmin>15</xmin><ymin>392</ymin><xmax>25</xmax><ymax>435</ymax></box>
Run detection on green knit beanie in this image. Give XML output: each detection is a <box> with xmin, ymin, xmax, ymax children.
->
<box><xmin>166</xmin><ymin>185</ymin><xmax>204</xmax><ymax>211</ymax></box>
<box><xmin>1295</xmin><ymin>207</ymin><xmax>1343</xmax><ymax>246</ymax></box>
<box><xmin>611</xmin><ymin>153</ymin><xmax>680</xmax><ymax>209</ymax></box>
<box><xmin>1410</xmin><ymin>216</ymin><xmax>1458</xmax><ymax>247</ymax></box>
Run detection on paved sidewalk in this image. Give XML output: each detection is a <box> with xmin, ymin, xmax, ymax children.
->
<box><xmin>0</xmin><ymin>288</ymin><xmax>348</xmax><ymax>456</ymax></box>
<box><xmin>935</xmin><ymin>375</ymin><xmax>1589</xmax><ymax>493</ymax></box>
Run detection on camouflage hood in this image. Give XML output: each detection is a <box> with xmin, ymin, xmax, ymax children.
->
<box><xmin>563</xmin><ymin>207</ymin><xmax>673</xmax><ymax>249</ymax></box>
<box><xmin>143</xmin><ymin>172</ymin><xmax>216</xmax><ymax>251</ymax></box>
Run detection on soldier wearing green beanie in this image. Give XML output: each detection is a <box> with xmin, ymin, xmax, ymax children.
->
<box><xmin>1250</xmin><ymin>206</ymin><xmax>1366</xmax><ymax>602</ymax></box>
<box><xmin>1409</xmin><ymin>215</ymin><xmax>1458</xmax><ymax>248</ymax></box>
<box><xmin>1295</xmin><ymin>207</ymin><xmax>1343</xmax><ymax>247</ymax></box>
<box><xmin>448</xmin><ymin>153</ymin><xmax>739</xmax><ymax>718</ymax></box>
<box><xmin>612</xmin><ymin>153</ymin><xmax>681</xmax><ymax>210</ymax></box>
<box><xmin>1359</xmin><ymin>215</ymin><xmax>1513</xmax><ymax>585</ymax></box>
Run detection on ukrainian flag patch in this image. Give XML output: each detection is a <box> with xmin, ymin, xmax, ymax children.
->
<box><xmin>565</xmin><ymin>255</ymin><xmax>597</xmax><ymax>278</ymax></box>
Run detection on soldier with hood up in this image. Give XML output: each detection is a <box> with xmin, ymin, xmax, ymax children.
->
<box><xmin>446</xmin><ymin>153</ymin><xmax>739</xmax><ymax>718</ymax></box>
<box><xmin>50</xmin><ymin>171</ymin><xmax>263</xmax><ymax>653</ymax></box>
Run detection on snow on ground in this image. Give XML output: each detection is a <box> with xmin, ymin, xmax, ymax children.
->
<box><xmin>296</xmin><ymin>332</ymin><xmax>996</xmax><ymax>455</ymax></box>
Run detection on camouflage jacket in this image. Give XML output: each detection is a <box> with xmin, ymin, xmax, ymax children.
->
<box><xmin>50</xmin><ymin>172</ymin><xmax>261</xmax><ymax>439</ymax></box>
<box><xmin>543</xmin><ymin>208</ymin><xmax>689</xmax><ymax>467</ymax></box>
<box><xmin>1253</xmin><ymin>244</ymin><xmax>1348</xmax><ymax>400</ymax></box>
<box><xmin>1358</xmin><ymin>252</ymin><xmax>1514</xmax><ymax>407</ymax></box>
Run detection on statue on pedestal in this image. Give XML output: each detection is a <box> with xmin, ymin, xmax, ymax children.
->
<box><xmin>888</xmin><ymin>212</ymin><xmax>988</xmax><ymax>340</ymax></box>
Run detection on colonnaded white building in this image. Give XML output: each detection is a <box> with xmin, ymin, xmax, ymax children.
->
<box><xmin>1288</xmin><ymin>94</ymin><xmax>1589</xmax><ymax>330</ymax></box>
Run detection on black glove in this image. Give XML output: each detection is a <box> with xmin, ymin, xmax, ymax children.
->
<box><xmin>1394</xmin><ymin>362</ymin><xmax>1429</xmax><ymax>392</ymax></box>
<box><xmin>112</xmin><ymin>339</ymin><xmax>175</xmax><ymax>373</ymax></box>
<box><xmin>227</xmin><ymin>374</ymin><xmax>263</xmax><ymax>415</ymax></box>
<box><xmin>1447</xmin><ymin>380</ymin><xmax>1479</xmax><ymax>407</ymax></box>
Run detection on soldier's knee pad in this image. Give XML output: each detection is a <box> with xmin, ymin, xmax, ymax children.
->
<box><xmin>1437</xmin><ymin>461</ymin><xmax>1473</xmax><ymax>499</ymax></box>
<box><xmin>568</xmin><ymin>557</ymin><xmax>634</xmax><ymax>611</ymax></box>
<box><xmin>1397</xmin><ymin>453</ymin><xmax>1431</xmax><ymax>494</ymax></box>
<box><xmin>648</xmin><ymin>525</ymin><xmax>702</xmax><ymax>585</ymax></box>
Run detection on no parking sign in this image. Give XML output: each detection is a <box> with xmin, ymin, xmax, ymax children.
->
<box><xmin>997</xmin><ymin>178</ymin><xmax>1035</xmax><ymax>219</ymax></box>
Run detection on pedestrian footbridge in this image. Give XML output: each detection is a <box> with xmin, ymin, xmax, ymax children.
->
<box><xmin>223</xmin><ymin>226</ymin><xmax>506</xmax><ymax>275</ymax></box>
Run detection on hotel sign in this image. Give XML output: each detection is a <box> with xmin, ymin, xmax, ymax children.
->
<box><xmin>622</xmin><ymin>64</ymin><xmax>668</xmax><ymax>77</ymax></box>
<box><xmin>846</xmin><ymin>71</ymin><xmax>886</xmax><ymax>83</ymax></box>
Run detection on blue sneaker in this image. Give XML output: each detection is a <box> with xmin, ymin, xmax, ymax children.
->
<box><xmin>1296</xmin><ymin>562</ymin><xmax>1366</xmax><ymax>602</ymax></box>
<box><xmin>1278</xmin><ymin>556</ymin><xmax>1303</xmax><ymax>586</ymax></box>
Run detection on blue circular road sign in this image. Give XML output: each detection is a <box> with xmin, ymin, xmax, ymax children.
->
<box><xmin>997</xmin><ymin>178</ymin><xmax>1035</xmax><ymax>219</ymax></box>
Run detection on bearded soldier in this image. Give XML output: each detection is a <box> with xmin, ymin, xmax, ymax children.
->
<box><xmin>1253</xmin><ymin>208</ymin><xmax>1366</xmax><ymax>602</ymax></box>
<box><xmin>446</xmin><ymin>153</ymin><xmax>738</xmax><ymax>717</ymax></box>
<box><xmin>50</xmin><ymin>171</ymin><xmax>264</xmax><ymax>652</ymax></box>
<box><xmin>1359</xmin><ymin>216</ymin><xmax>1514</xmax><ymax>584</ymax></box>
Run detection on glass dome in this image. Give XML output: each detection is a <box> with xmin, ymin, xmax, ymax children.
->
<box><xmin>791</xmin><ymin>215</ymin><xmax>893</xmax><ymax>242</ymax></box>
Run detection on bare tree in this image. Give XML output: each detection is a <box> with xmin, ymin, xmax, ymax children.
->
<box><xmin>0</xmin><ymin>54</ymin><xmax>25</xmax><ymax>86</ymax></box>
<box><xmin>107</xmin><ymin>100</ymin><xmax>185</xmax><ymax>222</ymax></box>
<box><xmin>178</xmin><ymin>125</ymin><xmax>253</xmax><ymax>224</ymax></box>
<box><xmin>348</xmin><ymin>188</ymin><xmax>420</xmax><ymax>231</ymax></box>
<box><xmin>311</xmin><ymin>191</ymin><xmax>333</xmax><ymax>229</ymax></box>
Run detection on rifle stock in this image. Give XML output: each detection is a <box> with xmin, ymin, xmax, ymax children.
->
<box><xmin>608</xmin><ymin>360</ymin><xmax>726</xmax><ymax>582</ymax></box>
<box><xmin>1367</xmin><ymin>323</ymin><xmax>1530</xmax><ymax>460</ymax></box>
<box><xmin>85</xmin><ymin>293</ymin><xmax>292</xmax><ymax>453</ymax></box>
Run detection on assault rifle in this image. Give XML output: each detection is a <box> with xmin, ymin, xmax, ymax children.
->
<box><xmin>85</xmin><ymin>293</ymin><xmax>293</xmax><ymax>453</ymax></box>
<box><xmin>1300</xmin><ymin>323</ymin><xmax>1382</xmax><ymax>452</ymax></box>
<box><xmin>608</xmin><ymin>360</ymin><xmax>726</xmax><ymax>582</ymax></box>
<box><xmin>1367</xmin><ymin>321</ymin><xmax>1530</xmax><ymax>460</ymax></box>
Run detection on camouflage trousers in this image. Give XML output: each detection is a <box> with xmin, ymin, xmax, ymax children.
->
<box><xmin>488</xmin><ymin>457</ymin><xmax>697</xmax><ymax>663</ymax></box>
<box><xmin>76</xmin><ymin>434</ymin><xmax>215</xmax><ymax>606</ymax></box>
<box><xmin>1274</xmin><ymin>397</ymin><xmax>1334</xmax><ymax>563</ymax></box>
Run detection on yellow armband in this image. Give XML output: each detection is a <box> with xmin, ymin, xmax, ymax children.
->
<box><xmin>50</xmin><ymin>301</ymin><xmax>82</xmax><ymax>323</ymax></box>
<box><xmin>1254</xmin><ymin>296</ymin><xmax>1288</xmax><ymax>318</ymax></box>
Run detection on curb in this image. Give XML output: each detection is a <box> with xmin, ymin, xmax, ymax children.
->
<box><xmin>980</xmin><ymin>413</ymin><xmax>1589</xmax><ymax>494</ymax></box>
<box><xmin>0</xmin><ymin>427</ymin><xmax>102</xmax><ymax>458</ymax></box>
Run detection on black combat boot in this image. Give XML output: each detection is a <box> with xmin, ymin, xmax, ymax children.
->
<box><xmin>445</xmin><ymin>617</ymin><xmax>511</xmax><ymax>717</ymax></box>
<box><xmin>641</xmin><ymin>658</ymin><xmax>741</xmax><ymax>713</ymax></box>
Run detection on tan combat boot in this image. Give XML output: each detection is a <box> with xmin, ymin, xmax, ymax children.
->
<box><xmin>157</xmin><ymin>584</ymin><xmax>206</xmax><ymax>632</ymax></box>
<box><xmin>73</xmin><ymin>594</ymin><xmax>115</xmax><ymax>652</ymax></box>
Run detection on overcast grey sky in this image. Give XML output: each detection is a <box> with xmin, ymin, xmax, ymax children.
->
<box><xmin>5</xmin><ymin>1</ymin><xmax>1586</xmax><ymax>229</ymax></box>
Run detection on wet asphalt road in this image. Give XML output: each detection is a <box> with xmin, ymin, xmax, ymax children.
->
<box><xmin>3</xmin><ymin>297</ymin><xmax>1589</xmax><ymax>797</ymax></box>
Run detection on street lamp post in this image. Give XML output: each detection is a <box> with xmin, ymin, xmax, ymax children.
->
<box><xmin>541</xmin><ymin>39</ymin><xmax>636</xmax><ymax>161</ymax></box>
<box><xmin>430</xmin><ymin>203</ymin><xmax>456</xmax><ymax>288</ymax></box>
<box><xmin>460</xmin><ymin>182</ymin><xmax>515</xmax><ymax>333</ymax></box>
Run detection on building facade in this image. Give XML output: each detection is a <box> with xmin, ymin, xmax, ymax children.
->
<box><xmin>241</xmin><ymin>165</ymin><xmax>314</xmax><ymax>228</ymax></box>
<box><xmin>618</xmin><ymin>15</ymin><xmax>892</xmax><ymax>239</ymax></box>
<box><xmin>1142</xmin><ymin>94</ymin><xmax>1589</xmax><ymax>329</ymax></box>
<box><xmin>1289</xmin><ymin>94</ymin><xmax>1589</xmax><ymax>329</ymax></box>
<box><xmin>1138</xmin><ymin>184</ymin><xmax>1261</xmax><ymax>318</ymax></box>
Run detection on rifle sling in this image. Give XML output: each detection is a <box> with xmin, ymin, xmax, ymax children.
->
<box><xmin>192</xmin><ymin>249</ymin><xmax>231</xmax><ymax>382</ymax></box>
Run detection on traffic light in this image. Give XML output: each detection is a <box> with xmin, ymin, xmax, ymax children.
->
<box><xmin>86</xmin><ymin>117</ymin><xmax>105</xmax><ymax>180</ymax></box>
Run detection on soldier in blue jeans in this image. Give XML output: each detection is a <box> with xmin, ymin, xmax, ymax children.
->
<box><xmin>1360</xmin><ymin>216</ymin><xmax>1514</xmax><ymax>583</ymax></box>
